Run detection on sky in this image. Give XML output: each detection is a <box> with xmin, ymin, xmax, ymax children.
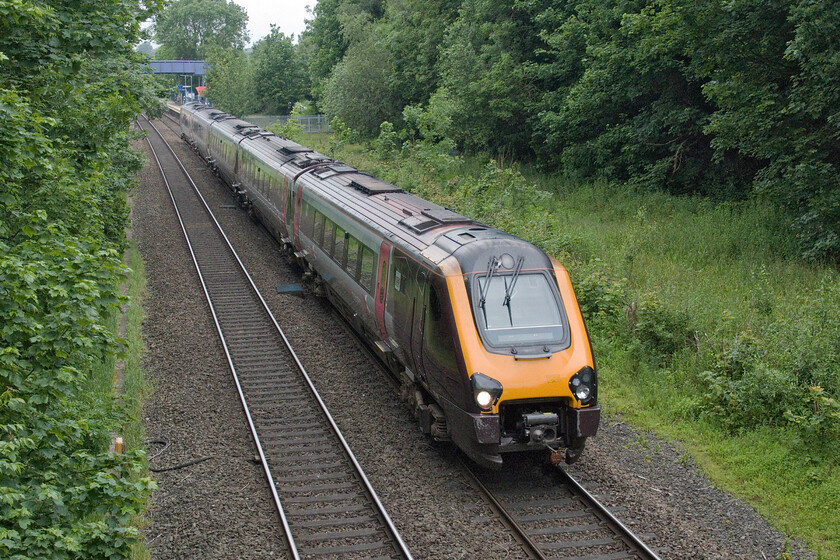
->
<box><xmin>237</xmin><ymin>0</ymin><xmax>313</xmax><ymax>46</ymax></box>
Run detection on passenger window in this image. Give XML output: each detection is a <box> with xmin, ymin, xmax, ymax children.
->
<box><xmin>323</xmin><ymin>218</ymin><xmax>335</xmax><ymax>255</ymax></box>
<box><xmin>314</xmin><ymin>211</ymin><xmax>325</xmax><ymax>245</ymax></box>
<box><xmin>303</xmin><ymin>202</ymin><xmax>314</xmax><ymax>237</ymax></box>
<box><xmin>359</xmin><ymin>246</ymin><xmax>375</xmax><ymax>293</ymax></box>
<box><xmin>334</xmin><ymin>226</ymin><xmax>346</xmax><ymax>266</ymax></box>
<box><xmin>346</xmin><ymin>237</ymin><xmax>360</xmax><ymax>280</ymax></box>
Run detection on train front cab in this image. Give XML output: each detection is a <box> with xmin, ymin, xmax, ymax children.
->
<box><xmin>431</xmin><ymin>235</ymin><xmax>600</xmax><ymax>469</ymax></box>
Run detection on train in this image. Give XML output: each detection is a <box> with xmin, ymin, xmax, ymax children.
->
<box><xmin>177</xmin><ymin>102</ymin><xmax>600</xmax><ymax>469</ymax></box>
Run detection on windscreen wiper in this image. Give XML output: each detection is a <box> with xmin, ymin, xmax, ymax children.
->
<box><xmin>503</xmin><ymin>256</ymin><xmax>524</xmax><ymax>306</ymax></box>
<box><xmin>479</xmin><ymin>256</ymin><xmax>499</xmax><ymax>308</ymax></box>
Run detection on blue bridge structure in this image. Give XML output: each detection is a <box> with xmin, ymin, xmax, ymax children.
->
<box><xmin>147</xmin><ymin>60</ymin><xmax>207</xmax><ymax>78</ymax></box>
<box><xmin>147</xmin><ymin>60</ymin><xmax>207</xmax><ymax>102</ymax></box>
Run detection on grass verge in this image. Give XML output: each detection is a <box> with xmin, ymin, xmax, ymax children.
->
<box><xmin>124</xmin><ymin>242</ymin><xmax>153</xmax><ymax>560</ymax></box>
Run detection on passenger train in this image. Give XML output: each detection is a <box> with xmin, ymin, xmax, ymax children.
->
<box><xmin>178</xmin><ymin>103</ymin><xmax>600</xmax><ymax>468</ymax></box>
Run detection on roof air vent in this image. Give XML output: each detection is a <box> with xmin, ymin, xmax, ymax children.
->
<box><xmin>420</xmin><ymin>208</ymin><xmax>471</xmax><ymax>224</ymax></box>
<box><xmin>398</xmin><ymin>215</ymin><xmax>439</xmax><ymax>234</ymax></box>
<box><xmin>279</xmin><ymin>144</ymin><xmax>313</xmax><ymax>155</ymax></box>
<box><xmin>348</xmin><ymin>175</ymin><xmax>403</xmax><ymax>195</ymax></box>
<box><xmin>312</xmin><ymin>164</ymin><xmax>356</xmax><ymax>178</ymax></box>
<box><xmin>292</xmin><ymin>154</ymin><xmax>332</xmax><ymax>168</ymax></box>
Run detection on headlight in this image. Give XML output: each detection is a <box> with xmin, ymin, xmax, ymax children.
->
<box><xmin>471</xmin><ymin>372</ymin><xmax>503</xmax><ymax>411</ymax></box>
<box><xmin>569</xmin><ymin>366</ymin><xmax>597</xmax><ymax>405</ymax></box>
<box><xmin>475</xmin><ymin>390</ymin><xmax>493</xmax><ymax>408</ymax></box>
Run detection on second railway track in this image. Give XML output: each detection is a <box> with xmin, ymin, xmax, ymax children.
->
<box><xmin>138</xmin><ymin>113</ymin><xmax>412</xmax><ymax>560</ymax></box>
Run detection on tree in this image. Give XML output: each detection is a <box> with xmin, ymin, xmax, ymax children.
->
<box><xmin>532</xmin><ymin>0</ymin><xmax>729</xmax><ymax>194</ymax></box>
<box><xmin>379</xmin><ymin>0</ymin><xmax>459</xmax><ymax>107</ymax></box>
<box><xmin>298</xmin><ymin>0</ymin><xmax>384</xmax><ymax>104</ymax></box>
<box><xmin>321</xmin><ymin>26</ymin><xmax>401</xmax><ymax>136</ymax></box>
<box><xmin>154</xmin><ymin>0</ymin><xmax>248</xmax><ymax>59</ymax></box>
<box><xmin>204</xmin><ymin>46</ymin><xmax>256</xmax><ymax>116</ymax></box>
<box><xmin>436</xmin><ymin>0</ymin><xmax>547</xmax><ymax>155</ymax></box>
<box><xmin>136</xmin><ymin>41</ymin><xmax>155</xmax><ymax>56</ymax></box>
<box><xmin>251</xmin><ymin>27</ymin><xmax>309</xmax><ymax>114</ymax></box>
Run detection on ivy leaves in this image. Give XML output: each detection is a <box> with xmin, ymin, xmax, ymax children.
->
<box><xmin>1</xmin><ymin>0</ymin><xmax>161</xmax><ymax>557</ymax></box>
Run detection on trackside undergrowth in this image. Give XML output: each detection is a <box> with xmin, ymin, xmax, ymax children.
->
<box><xmin>123</xmin><ymin>242</ymin><xmax>153</xmax><ymax>560</ymax></box>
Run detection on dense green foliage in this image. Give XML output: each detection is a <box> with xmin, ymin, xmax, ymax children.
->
<box><xmin>204</xmin><ymin>46</ymin><xmax>255</xmax><ymax>117</ymax></box>
<box><xmin>201</xmin><ymin>25</ymin><xmax>308</xmax><ymax>118</ymax></box>
<box><xmin>153</xmin><ymin>0</ymin><xmax>248</xmax><ymax>59</ymax></box>
<box><xmin>251</xmin><ymin>27</ymin><xmax>310</xmax><ymax>115</ymax></box>
<box><xmin>294</xmin><ymin>0</ymin><xmax>840</xmax><ymax>262</ymax></box>
<box><xmin>0</xmin><ymin>0</ymin><xmax>160</xmax><ymax>557</ymax></box>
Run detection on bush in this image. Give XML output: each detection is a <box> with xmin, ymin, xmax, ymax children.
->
<box><xmin>1</xmin><ymin>0</ymin><xmax>159</xmax><ymax>555</ymax></box>
<box><xmin>374</xmin><ymin>121</ymin><xmax>399</xmax><ymax>160</ymax></box>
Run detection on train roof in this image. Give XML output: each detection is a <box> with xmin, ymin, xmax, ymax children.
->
<box><xmin>183</xmin><ymin>102</ymin><xmax>229</xmax><ymax>125</ymax></box>
<box><xmin>181</xmin><ymin>104</ymin><xmax>545</xmax><ymax>268</ymax></box>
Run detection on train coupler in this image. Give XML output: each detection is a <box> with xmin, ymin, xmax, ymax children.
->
<box><xmin>547</xmin><ymin>446</ymin><xmax>565</xmax><ymax>466</ymax></box>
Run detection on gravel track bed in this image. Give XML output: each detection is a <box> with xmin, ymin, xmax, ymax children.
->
<box><xmin>136</xmin><ymin>117</ymin><xmax>816</xmax><ymax>559</ymax></box>
<box><xmin>133</xmin><ymin>134</ymin><xmax>289</xmax><ymax>559</ymax></box>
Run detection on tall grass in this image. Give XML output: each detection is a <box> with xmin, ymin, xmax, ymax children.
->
<box><xmin>122</xmin><ymin>243</ymin><xmax>150</xmax><ymax>454</ymax></box>
<box><xmin>123</xmin><ymin>243</ymin><xmax>153</xmax><ymax>560</ymax></box>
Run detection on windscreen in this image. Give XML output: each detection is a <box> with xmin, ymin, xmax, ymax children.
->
<box><xmin>476</xmin><ymin>273</ymin><xmax>565</xmax><ymax>347</ymax></box>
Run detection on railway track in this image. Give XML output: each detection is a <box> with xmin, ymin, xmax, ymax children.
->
<box><xmin>153</xmin><ymin>108</ymin><xmax>662</xmax><ymax>560</ymax></box>
<box><xmin>138</xmin><ymin>113</ymin><xmax>413</xmax><ymax>560</ymax></box>
<box><xmin>461</xmin><ymin>454</ymin><xmax>662</xmax><ymax>560</ymax></box>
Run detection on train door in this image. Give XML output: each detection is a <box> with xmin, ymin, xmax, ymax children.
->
<box><xmin>411</xmin><ymin>268</ymin><xmax>428</xmax><ymax>385</ymax></box>
<box><xmin>233</xmin><ymin>143</ymin><xmax>240</xmax><ymax>177</ymax></box>
<box><xmin>293</xmin><ymin>183</ymin><xmax>303</xmax><ymax>246</ymax></box>
<box><xmin>375</xmin><ymin>242</ymin><xmax>391</xmax><ymax>344</ymax></box>
<box><xmin>279</xmin><ymin>176</ymin><xmax>289</xmax><ymax>237</ymax></box>
<box><xmin>421</xmin><ymin>275</ymin><xmax>463</xmax><ymax>403</ymax></box>
<box><xmin>387</xmin><ymin>250</ymin><xmax>419</xmax><ymax>373</ymax></box>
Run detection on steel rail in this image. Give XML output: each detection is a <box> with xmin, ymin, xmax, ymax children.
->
<box><xmin>141</xmin><ymin>116</ymin><xmax>299</xmax><ymax>559</ymax></box>
<box><xmin>139</xmin><ymin>114</ymin><xmax>413</xmax><ymax>560</ymax></box>
<box><xmin>456</xmin><ymin>458</ymin><xmax>549</xmax><ymax>560</ymax></box>
<box><xmin>556</xmin><ymin>466</ymin><xmax>662</xmax><ymax>560</ymax></box>
<box><xmin>462</xmin><ymin>454</ymin><xmax>661</xmax><ymax>560</ymax></box>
